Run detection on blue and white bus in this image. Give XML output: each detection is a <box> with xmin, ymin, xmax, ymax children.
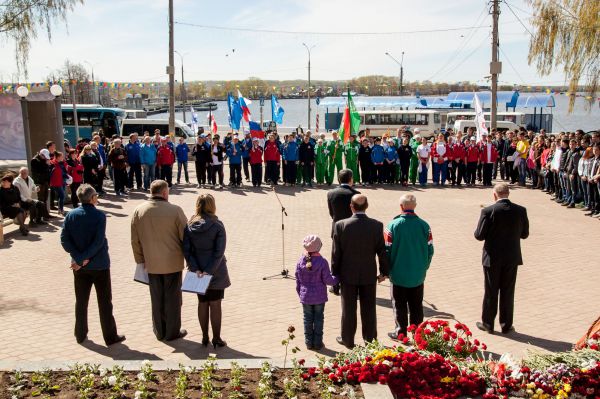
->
<box><xmin>61</xmin><ymin>105</ymin><xmax>126</xmax><ymax>144</ymax></box>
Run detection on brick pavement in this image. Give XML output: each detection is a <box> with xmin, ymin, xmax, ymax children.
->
<box><xmin>0</xmin><ymin>175</ymin><xmax>598</xmax><ymax>367</ymax></box>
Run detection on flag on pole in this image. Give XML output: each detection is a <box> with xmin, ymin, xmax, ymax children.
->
<box><xmin>209</xmin><ymin>114</ymin><xmax>218</xmax><ymax>134</ymax></box>
<box><xmin>271</xmin><ymin>94</ymin><xmax>285</xmax><ymax>124</ymax></box>
<box><xmin>227</xmin><ymin>92</ymin><xmax>242</xmax><ymax>130</ymax></box>
<box><xmin>338</xmin><ymin>91</ymin><xmax>361</xmax><ymax>143</ymax></box>
<box><xmin>473</xmin><ymin>92</ymin><xmax>488</xmax><ymax>142</ymax></box>
<box><xmin>237</xmin><ymin>90</ymin><xmax>252</xmax><ymax>122</ymax></box>
<box><xmin>248</xmin><ymin>121</ymin><xmax>265</xmax><ymax>139</ymax></box>
<box><xmin>191</xmin><ymin>106</ymin><xmax>199</xmax><ymax>133</ymax></box>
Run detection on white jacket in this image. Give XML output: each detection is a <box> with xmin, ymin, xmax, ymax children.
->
<box><xmin>13</xmin><ymin>176</ymin><xmax>38</xmax><ymax>202</ymax></box>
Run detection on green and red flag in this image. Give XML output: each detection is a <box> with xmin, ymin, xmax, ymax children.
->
<box><xmin>339</xmin><ymin>91</ymin><xmax>361</xmax><ymax>143</ymax></box>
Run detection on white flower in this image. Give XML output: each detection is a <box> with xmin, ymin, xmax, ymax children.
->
<box><xmin>134</xmin><ymin>390</ymin><xmax>142</xmax><ymax>399</ymax></box>
<box><xmin>137</xmin><ymin>372</ymin><xmax>147</xmax><ymax>382</ymax></box>
<box><xmin>141</xmin><ymin>360</ymin><xmax>151</xmax><ymax>367</ymax></box>
<box><xmin>184</xmin><ymin>366</ymin><xmax>193</xmax><ymax>373</ymax></box>
<box><xmin>328</xmin><ymin>386</ymin><xmax>337</xmax><ymax>393</ymax></box>
<box><xmin>99</xmin><ymin>368</ymin><xmax>108</xmax><ymax>377</ymax></box>
<box><xmin>258</xmin><ymin>382</ymin><xmax>266</xmax><ymax>389</ymax></box>
<box><xmin>108</xmin><ymin>375</ymin><xmax>117</xmax><ymax>386</ymax></box>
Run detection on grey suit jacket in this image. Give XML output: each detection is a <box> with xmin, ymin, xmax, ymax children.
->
<box><xmin>331</xmin><ymin>214</ymin><xmax>390</xmax><ymax>285</ymax></box>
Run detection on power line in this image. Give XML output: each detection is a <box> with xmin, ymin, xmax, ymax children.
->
<box><xmin>439</xmin><ymin>33</ymin><xmax>491</xmax><ymax>79</ymax></box>
<box><xmin>504</xmin><ymin>0</ymin><xmax>534</xmax><ymax>37</ymax></box>
<box><xmin>174</xmin><ymin>21</ymin><xmax>492</xmax><ymax>36</ymax></box>
<box><xmin>498</xmin><ymin>45</ymin><xmax>526</xmax><ymax>84</ymax></box>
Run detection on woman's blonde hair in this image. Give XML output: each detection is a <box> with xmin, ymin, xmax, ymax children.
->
<box><xmin>189</xmin><ymin>193</ymin><xmax>217</xmax><ymax>223</ymax></box>
<box><xmin>80</xmin><ymin>145</ymin><xmax>92</xmax><ymax>159</ymax></box>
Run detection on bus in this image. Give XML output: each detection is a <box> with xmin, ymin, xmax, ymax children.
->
<box><xmin>61</xmin><ymin>105</ymin><xmax>126</xmax><ymax>145</ymax></box>
<box><xmin>359</xmin><ymin>110</ymin><xmax>441</xmax><ymax>138</ymax></box>
<box><xmin>445</xmin><ymin>111</ymin><xmax>525</xmax><ymax>131</ymax></box>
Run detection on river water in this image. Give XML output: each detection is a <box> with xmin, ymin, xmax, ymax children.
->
<box><xmin>154</xmin><ymin>95</ymin><xmax>599</xmax><ymax>133</ymax></box>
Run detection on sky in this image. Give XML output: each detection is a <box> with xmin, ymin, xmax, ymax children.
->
<box><xmin>0</xmin><ymin>0</ymin><xmax>570</xmax><ymax>86</ymax></box>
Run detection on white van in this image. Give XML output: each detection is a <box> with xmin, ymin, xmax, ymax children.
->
<box><xmin>120</xmin><ymin>118</ymin><xmax>196</xmax><ymax>145</ymax></box>
<box><xmin>453</xmin><ymin>120</ymin><xmax>519</xmax><ymax>134</ymax></box>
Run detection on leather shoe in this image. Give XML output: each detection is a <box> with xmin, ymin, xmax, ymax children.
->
<box><xmin>501</xmin><ymin>326</ymin><xmax>515</xmax><ymax>334</ymax></box>
<box><xmin>106</xmin><ymin>335</ymin><xmax>126</xmax><ymax>346</ymax></box>
<box><xmin>476</xmin><ymin>322</ymin><xmax>494</xmax><ymax>334</ymax></box>
<box><xmin>76</xmin><ymin>335</ymin><xmax>88</xmax><ymax>344</ymax></box>
<box><xmin>336</xmin><ymin>336</ymin><xmax>354</xmax><ymax>349</ymax></box>
<box><xmin>165</xmin><ymin>329</ymin><xmax>188</xmax><ymax>341</ymax></box>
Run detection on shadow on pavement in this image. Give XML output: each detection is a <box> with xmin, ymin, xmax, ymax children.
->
<box><xmin>0</xmin><ymin>294</ymin><xmax>65</xmax><ymax>316</ymax></box>
<box><xmin>81</xmin><ymin>340</ymin><xmax>162</xmax><ymax>360</ymax></box>
<box><xmin>503</xmin><ymin>330</ymin><xmax>573</xmax><ymax>352</ymax></box>
<box><xmin>163</xmin><ymin>338</ymin><xmax>263</xmax><ymax>360</ymax></box>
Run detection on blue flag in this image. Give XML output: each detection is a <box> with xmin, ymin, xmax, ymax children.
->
<box><xmin>271</xmin><ymin>94</ymin><xmax>285</xmax><ymax>125</ymax></box>
<box><xmin>227</xmin><ymin>92</ymin><xmax>243</xmax><ymax>130</ymax></box>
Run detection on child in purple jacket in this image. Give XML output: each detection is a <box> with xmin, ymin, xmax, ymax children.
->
<box><xmin>295</xmin><ymin>235</ymin><xmax>338</xmax><ymax>350</ymax></box>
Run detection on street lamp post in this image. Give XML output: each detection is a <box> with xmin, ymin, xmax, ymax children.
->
<box><xmin>17</xmin><ymin>86</ymin><xmax>33</xmax><ymax>171</ymax></box>
<box><xmin>385</xmin><ymin>51</ymin><xmax>405</xmax><ymax>96</ymax></box>
<box><xmin>174</xmin><ymin>50</ymin><xmax>187</xmax><ymax>123</ymax></box>
<box><xmin>302</xmin><ymin>43</ymin><xmax>315</xmax><ymax>130</ymax></box>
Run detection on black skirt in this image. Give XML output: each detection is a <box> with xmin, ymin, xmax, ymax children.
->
<box><xmin>197</xmin><ymin>289</ymin><xmax>224</xmax><ymax>302</ymax></box>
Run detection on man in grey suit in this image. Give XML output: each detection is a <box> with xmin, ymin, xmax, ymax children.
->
<box><xmin>474</xmin><ymin>183</ymin><xmax>529</xmax><ymax>334</ymax></box>
<box><xmin>332</xmin><ymin>194</ymin><xmax>390</xmax><ymax>348</ymax></box>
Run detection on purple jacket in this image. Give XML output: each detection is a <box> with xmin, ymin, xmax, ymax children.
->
<box><xmin>295</xmin><ymin>254</ymin><xmax>338</xmax><ymax>305</ymax></box>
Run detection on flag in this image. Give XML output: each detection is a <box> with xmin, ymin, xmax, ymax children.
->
<box><xmin>227</xmin><ymin>92</ymin><xmax>242</xmax><ymax>130</ymax></box>
<box><xmin>338</xmin><ymin>91</ymin><xmax>361</xmax><ymax>143</ymax></box>
<box><xmin>191</xmin><ymin>106</ymin><xmax>199</xmax><ymax>133</ymax></box>
<box><xmin>210</xmin><ymin>114</ymin><xmax>218</xmax><ymax>134</ymax></box>
<box><xmin>473</xmin><ymin>92</ymin><xmax>488</xmax><ymax>142</ymax></box>
<box><xmin>237</xmin><ymin>90</ymin><xmax>252</xmax><ymax>122</ymax></box>
<box><xmin>271</xmin><ymin>94</ymin><xmax>285</xmax><ymax>124</ymax></box>
<box><xmin>249</xmin><ymin>121</ymin><xmax>265</xmax><ymax>139</ymax></box>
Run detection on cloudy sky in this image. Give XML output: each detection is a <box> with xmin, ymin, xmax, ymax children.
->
<box><xmin>0</xmin><ymin>0</ymin><xmax>569</xmax><ymax>85</ymax></box>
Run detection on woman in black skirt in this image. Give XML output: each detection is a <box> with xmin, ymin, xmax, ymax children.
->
<box><xmin>183</xmin><ymin>193</ymin><xmax>231</xmax><ymax>348</ymax></box>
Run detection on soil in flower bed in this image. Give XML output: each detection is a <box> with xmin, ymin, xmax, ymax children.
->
<box><xmin>0</xmin><ymin>369</ymin><xmax>364</xmax><ymax>399</ymax></box>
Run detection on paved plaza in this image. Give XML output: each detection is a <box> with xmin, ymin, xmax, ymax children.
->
<box><xmin>1</xmin><ymin>177</ymin><xmax>598</xmax><ymax>367</ymax></box>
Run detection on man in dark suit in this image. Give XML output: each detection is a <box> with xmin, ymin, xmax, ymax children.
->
<box><xmin>327</xmin><ymin>169</ymin><xmax>360</xmax><ymax>295</ymax></box>
<box><xmin>474</xmin><ymin>183</ymin><xmax>529</xmax><ymax>334</ymax></box>
<box><xmin>332</xmin><ymin>194</ymin><xmax>389</xmax><ymax>348</ymax></box>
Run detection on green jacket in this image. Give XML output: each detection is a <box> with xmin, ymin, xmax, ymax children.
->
<box><xmin>315</xmin><ymin>144</ymin><xmax>327</xmax><ymax>164</ymax></box>
<box><xmin>384</xmin><ymin>212</ymin><xmax>434</xmax><ymax>288</ymax></box>
<box><xmin>409</xmin><ymin>138</ymin><xmax>420</xmax><ymax>160</ymax></box>
<box><xmin>326</xmin><ymin>139</ymin><xmax>344</xmax><ymax>161</ymax></box>
<box><xmin>344</xmin><ymin>141</ymin><xmax>360</xmax><ymax>164</ymax></box>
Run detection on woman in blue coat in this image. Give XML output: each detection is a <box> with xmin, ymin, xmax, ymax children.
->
<box><xmin>183</xmin><ymin>194</ymin><xmax>231</xmax><ymax>348</ymax></box>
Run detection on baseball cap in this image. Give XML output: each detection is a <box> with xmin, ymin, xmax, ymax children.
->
<box><xmin>39</xmin><ymin>149</ymin><xmax>50</xmax><ymax>159</ymax></box>
<box><xmin>470</xmin><ymin>137</ymin><xmax>476</xmax><ymax>141</ymax></box>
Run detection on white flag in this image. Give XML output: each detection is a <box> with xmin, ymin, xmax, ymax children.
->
<box><xmin>473</xmin><ymin>92</ymin><xmax>488</xmax><ymax>142</ymax></box>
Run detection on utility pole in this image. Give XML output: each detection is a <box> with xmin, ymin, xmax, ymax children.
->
<box><xmin>303</xmin><ymin>43</ymin><xmax>315</xmax><ymax>130</ymax></box>
<box><xmin>168</xmin><ymin>0</ymin><xmax>175</xmax><ymax>137</ymax></box>
<box><xmin>400</xmin><ymin>51</ymin><xmax>404</xmax><ymax>96</ymax></box>
<box><xmin>490</xmin><ymin>0</ymin><xmax>501</xmax><ymax>130</ymax></box>
<box><xmin>175</xmin><ymin>51</ymin><xmax>187</xmax><ymax>123</ymax></box>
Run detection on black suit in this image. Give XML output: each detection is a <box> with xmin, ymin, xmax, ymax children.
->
<box><xmin>326</xmin><ymin>185</ymin><xmax>360</xmax><ymax>236</ymax></box>
<box><xmin>332</xmin><ymin>214</ymin><xmax>390</xmax><ymax>345</ymax></box>
<box><xmin>474</xmin><ymin>198</ymin><xmax>529</xmax><ymax>332</ymax></box>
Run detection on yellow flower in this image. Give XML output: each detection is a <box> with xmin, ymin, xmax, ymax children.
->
<box><xmin>440</xmin><ymin>376</ymin><xmax>454</xmax><ymax>383</ymax></box>
<box><xmin>563</xmin><ymin>383</ymin><xmax>571</xmax><ymax>393</ymax></box>
<box><xmin>527</xmin><ymin>382</ymin><xmax>536</xmax><ymax>389</ymax></box>
<box><xmin>372</xmin><ymin>349</ymin><xmax>396</xmax><ymax>363</ymax></box>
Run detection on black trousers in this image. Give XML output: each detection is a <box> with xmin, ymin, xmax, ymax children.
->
<box><xmin>242</xmin><ymin>157</ymin><xmax>250</xmax><ymax>180</ymax></box>
<box><xmin>160</xmin><ymin>165</ymin><xmax>173</xmax><ymax>187</ymax></box>
<box><xmin>454</xmin><ymin>161</ymin><xmax>466</xmax><ymax>185</ymax></box>
<box><xmin>482</xmin><ymin>163</ymin><xmax>494</xmax><ymax>186</ymax></box>
<box><xmin>20</xmin><ymin>199</ymin><xmax>49</xmax><ymax>222</ymax></box>
<box><xmin>148</xmin><ymin>271</ymin><xmax>182</xmax><ymax>341</ymax></box>
<box><xmin>391</xmin><ymin>284</ymin><xmax>424</xmax><ymax>335</ymax></box>
<box><xmin>399</xmin><ymin>161</ymin><xmax>409</xmax><ymax>184</ymax></box>
<box><xmin>177</xmin><ymin>161</ymin><xmax>189</xmax><ymax>183</ymax></box>
<box><xmin>251</xmin><ymin>163</ymin><xmax>263</xmax><ymax>186</ymax></box>
<box><xmin>210</xmin><ymin>164</ymin><xmax>224</xmax><ymax>186</ymax></box>
<box><xmin>340</xmin><ymin>283</ymin><xmax>377</xmax><ymax>345</ymax></box>
<box><xmin>73</xmin><ymin>268</ymin><xmax>119</xmax><ymax>345</ymax></box>
<box><xmin>284</xmin><ymin>162</ymin><xmax>297</xmax><ymax>184</ymax></box>
<box><xmin>96</xmin><ymin>168</ymin><xmax>106</xmax><ymax>193</ymax></box>
<box><xmin>128</xmin><ymin>163</ymin><xmax>142</xmax><ymax>189</ymax></box>
<box><xmin>38</xmin><ymin>182</ymin><xmax>49</xmax><ymax>211</ymax></box>
<box><xmin>506</xmin><ymin>161</ymin><xmax>518</xmax><ymax>183</ymax></box>
<box><xmin>482</xmin><ymin>265</ymin><xmax>518</xmax><ymax>332</ymax></box>
<box><xmin>302</xmin><ymin>163</ymin><xmax>313</xmax><ymax>184</ymax></box>
<box><xmin>466</xmin><ymin>162</ymin><xmax>478</xmax><ymax>184</ymax></box>
<box><xmin>360</xmin><ymin>162</ymin><xmax>373</xmax><ymax>184</ymax></box>
<box><xmin>70</xmin><ymin>182</ymin><xmax>81</xmax><ymax>208</ymax></box>
<box><xmin>114</xmin><ymin>168</ymin><xmax>128</xmax><ymax>193</ymax></box>
<box><xmin>195</xmin><ymin>162</ymin><xmax>207</xmax><ymax>185</ymax></box>
<box><xmin>374</xmin><ymin>164</ymin><xmax>384</xmax><ymax>183</ymax></box>
<box><xmin>229</xmin><ymin>163</ymin><xmax>242</xmax><ymax>185</ymax></box>
<box><xmin>266</xmin><ymin>161</ymin><xmax>279</xmax><ymax>185</ymax></box>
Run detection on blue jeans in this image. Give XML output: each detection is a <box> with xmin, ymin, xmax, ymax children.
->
<box><xmin>302</xmin><ymin>303</ymin><xmax>325</xmax><ymax>347</ymax></box>
<box><xmin>418</xmin><ymin>164</ymin><xmax>428</xmax><ymax>186</ymax></box>
<box><xmin>142</xmin><ymin>164</ymin><xmax>155</xmax><ymax>190</ymax></box>
<box><xmin>432</xmin><ymin>161</ymin><xmax>447</xmax><ymax>185</ymax></box>
<box><xmin>518</xmin><ymin>159</ymin><xmax>527</xmax><ymax>185</ymax></box>
<box><xmin>52</xmin><ymin>186</ymin><xmax>65</xmax><ymax>212</ymax></box>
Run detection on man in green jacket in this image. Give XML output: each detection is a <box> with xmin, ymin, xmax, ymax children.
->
<box><xmin>315</xmin><ymin>138</ymin><xmax>327</xmax><ymax>184</ymax></box>
<box><xmin>408</xmin><ymin>129</ymin><xmax>421</xmax><ymax>185</ymax></box>
<box><xmin>326</xmin><ymin>131</ymin><xmax>344</xmax><ymax>185</ymax></box>
<box><xmin>384</xmin><ymin>193</ymin><xmax>434</xmax><ymax>339</ymax></box>
<box><xmin>344</xmin><ymin>134</ymin><xmax>360</xmax><ymax>184</ymax></box>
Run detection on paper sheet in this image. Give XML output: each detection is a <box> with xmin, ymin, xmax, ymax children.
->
<box><xmin>181</xmin><ymin>271</ymin><xmax>212</xmax><ymax>295</ymax></box>
<box><xmin>134</xmin><ymin>263</ymin><xmax>149</xmax><ymax>285</ymax></box>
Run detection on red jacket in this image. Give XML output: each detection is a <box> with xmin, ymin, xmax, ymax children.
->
<box><xmin>249</xmin><ymin>146</ymin><xmax>263</xmax><ymax>164</ymax></box>
<box><xmin>67</xmin><ymin>159</ymin><xmax>84</xmax><ymax>183</ymax></box>
<box><xmin>49</xmin><ymin>160</ymin><xmax>67</xmax><ymax>187</ymax></box>
<box><xmin>479</xmin><ymin>143</ymin><xmax>499</xmax><ymax>163</ymax></box>
<box><xmin>466</xmin><ymin>144</ymin><xmax>480</xmax><ymax>163</ymax></box>
<box><xmin>451</xmin><ymin>143</ymin><xmax>466</xmax><ymax>162</ymax></box>
<box><xmin>157</xmin><ymin>145</ymin><xmax>175</xmax><ymax>166</ymax></box>
<box><xmin>431</xmin><ymin>142</ymin><xmax>449</xmax><ymax>164</ymax></box>
<box><xmin>264</xmin><ymin>141</ymin><xmax>281</xmax><ymax>162</ymax></box>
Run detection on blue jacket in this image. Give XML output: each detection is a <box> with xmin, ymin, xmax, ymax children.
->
<box><xmin>176</xmin><ymin>143</ymin><xmax>189</xmax><ymax>162</ymax></box>
<box><xmin>371</xmin><ymin>144</ymin><xmax>385</xmax><ymax>164</ymax></box>
<box><xmin>125</xmin><ymin>141</ymin><xmax>141</xmax><ymax>164</ymax></box>
<box><xmin>60</xmin><ymin>204</ymin><xmax>110</xmax><ymax>270</ymax></box>
<box><xmin>226</xmin><ymin>142</ymin><xmax>243</xmax><ymax>164</ymax></box>
<box><xmin>97</xmin><ymin>143</ymin><xmax>107</xmax><ymax>164</ymax></box>
<box><xmin>140</xmin><ymin>144</ymin><xmax>157</xmax><ymax>165</ymax></box>
<box><xmin>283</xmin><ymin>141</ymin><xmax>299</xmax><ymax>162</ymax></box>
<box><xmin>384</xmin><ymin>146</ymin><xmax>398</xmax><ymax>162</ymax></box>
<box><xmin>241</xmin><ymin>138</ymin><xmax>252</xmax><ymax>158</ymax></box>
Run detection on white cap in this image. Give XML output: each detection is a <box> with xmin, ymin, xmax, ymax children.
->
<box><xmin>39</xmin><ymin>149</ymin><xmax>50</xmax><ymax>159</ymax></box>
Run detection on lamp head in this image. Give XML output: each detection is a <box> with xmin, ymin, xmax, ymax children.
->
<box><xmin>50</xmin><ymin>84</ymin><xmax>63</xmax><ymax>97</ymax></box>
<box><xmin>16</xmin><ymin>86</ymin><xmax>29</xmax><ymax>98</ymax></box>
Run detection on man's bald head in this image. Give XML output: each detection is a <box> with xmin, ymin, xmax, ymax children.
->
<box><xmin>350</xmin><ymin>194</ymin><xmax>369</xmax><ymax>213</ymax></box>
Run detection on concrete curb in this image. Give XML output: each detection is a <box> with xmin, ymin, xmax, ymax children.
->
<box><xmin>360</xmin><ymin>382</ymin><xmax>394</xmax><ymax>399</ymax></box>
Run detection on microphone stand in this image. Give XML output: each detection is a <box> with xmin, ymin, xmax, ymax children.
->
<box><xmin>263</xmin><ymin>185</ymin><xmax>294</xmax><ymax>280</ymax></box>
